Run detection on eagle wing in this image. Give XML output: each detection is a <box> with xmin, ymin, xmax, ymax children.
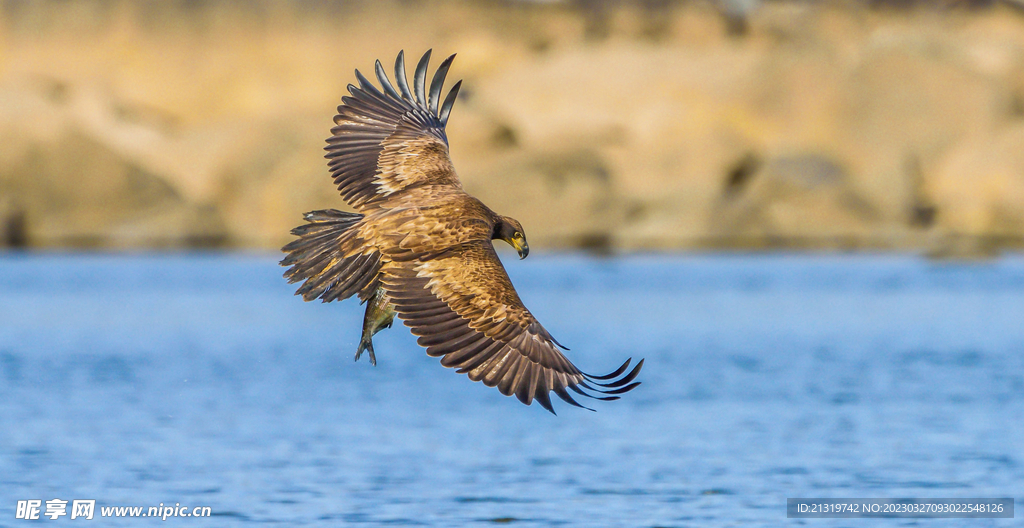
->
<box><xmin>382</xmin><ymin>241</ymin><xmax>643</xmax><ymax>413</ymax></box>
<box><xmin>327</xmin><ymin>50</ymin><xmax>464</xmax><ymax>211</ymax></box>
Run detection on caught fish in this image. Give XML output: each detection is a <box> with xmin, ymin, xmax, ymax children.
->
<box><xmin>355</xmin><ymin>286</ymin><xmax>395</xmax><ymax>366</ymax></box>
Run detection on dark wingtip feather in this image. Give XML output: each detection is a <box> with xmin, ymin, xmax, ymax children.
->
<box><xmin>394</xmin><ymin>50</ymin><xmax>414</xmax><ymax>101</ymax></box>
<box><xmin>577</xmin><ymin>380</ymin><xmax>634</xmax><ymax>395</ymax></box>
<box><xmin>588</xmin><ymin>359</ymin><xmax>644</xmax><ymax>388</ymax></box>
<box><xmin>569</xmin><ymin>384</ymin><xmax>621</xmax><ymax>401</ymax></box>
<box><xmin>375</xmin><ymin>59</ymin><xmax>403</xmax><ymax>102</ymax></box>
<box><xmin>585</xmin><ymin>357</ymin><xmax>633</xmax><ymax>381</ymax></box>
<box><xmin>553</xmin><ymin>386</ymin><xmax>594</xmax><ymax>411</ymax></box>
<box><xmin>428</xmin><ymin>54</ymin><xmax>456</xmax><ymax>116</ymax></box>
<box><xmin>438</xmin><ymin>80</ymin><xmax>461</xmax><ymax>127</ymax></box>
<box><xmin>535</xmin><ymin>389</ymin><xmax>555</xmax><ymax>415</ymax></box>
<box><xmin>549</xmin><ymin>333</ymin><xmax>570</xmax><ymax>351</ymax></box>
<box><xmin>354</xmin><ymin>69</ymin><xmax>384</xmax><ymax>100</ymax></box>
<box><xmin>601</xmin><ymin>382</ymin><xmax>641</xmax><ymax>395</ymax></box>
<box><xmin>414</xmin><ymin>49</ymin><xmax>432</xmax><ymax>106</ymax></box>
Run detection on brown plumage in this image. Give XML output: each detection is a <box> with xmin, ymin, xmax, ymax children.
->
<box><xmin>281</xmin><ymin>50</ymin><xmax>642</xmax><ymax>413</ymax></box>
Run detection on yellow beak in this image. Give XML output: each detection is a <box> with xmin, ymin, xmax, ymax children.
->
<box><xmin>510</xmin><ymin>236</ymin><xmax>529</xmax><ymax>259</ymax></box>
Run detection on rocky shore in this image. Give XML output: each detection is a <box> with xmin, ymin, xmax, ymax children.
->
<box><xmin>2</xmin><ymin>0</ymin><xmax>1024</xmax><ymax>256</ymax></box>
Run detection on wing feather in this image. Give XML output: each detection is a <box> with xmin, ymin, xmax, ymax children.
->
<box><xmin>381</xmin><ymin>241</ymin><xmax>642</xmax><ymax>413</ymax></box>
<box><xmin>446</xmin><ymin>339</ymin><xmax>504</xmax><ymax>370</ymax></box>
<box><xmin>414</xmin><ymin>50</ymin><xmax>431</xmax><ymax>106</ymax></box>
<box><xmin>375</xmin><ymin>60</ymin><xmax>407</xmax><ymax>104</ymax></box>
<box><xmin>534</xmin><ymin>374</ymin><xmax>554</xmax><ymax>413</ymax></box>
<box><xmin>325</xmin><ymin>50</ymin><xmax>464</xmax><ymax>211</ymax></box>
<box><xmin>428</xmin><ymin>54</ymin><xmax>456</xmax><ymax>115</ymax></box>
<box><xmin>280</xmin><ymin>209</ymin><xmax>380</xmax><ymax>303</ymax></box>
<box><xmin>439</xmin><ymin>80</ymin><xmax>462</xmax><ymax>126</ymax></box>
<box><xmin>499</xmin><ymin>357</ymin><xmax>527</xmax><ymax>396</ymax></box>
<box><xmin>394</xmin><ymin>51</ymin><xmax>415</xmax><ymax>101</ymax></box>
<box><xmin>479</xmin><ymin>350</ymin><xmax>515</xmax><ymax>386</ymax></box>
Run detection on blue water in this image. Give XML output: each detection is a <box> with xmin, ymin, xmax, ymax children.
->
<box><xmin>0</xmin><ymin>253</ymin><xmax>1022</xmax><ymax>527</ymax></box>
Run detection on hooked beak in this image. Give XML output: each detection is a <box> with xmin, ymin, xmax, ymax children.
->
<box><xmin>510</xmin><ymin>236</ymin><xmax>529</xmax><ymax>259</ymax></box>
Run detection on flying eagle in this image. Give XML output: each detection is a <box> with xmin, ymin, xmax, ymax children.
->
<box><xmin>281</xmin><ymin>50</ymin><xmax>642</xmax><ymax>412</ymax></box>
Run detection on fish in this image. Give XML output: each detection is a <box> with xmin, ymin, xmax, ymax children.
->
<box><xmin>355</xmin><ymin>286</ymin><xmax>396</xmax><ymax>366</ymax></box>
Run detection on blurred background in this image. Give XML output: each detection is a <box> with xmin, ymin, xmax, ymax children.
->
<box><xmin>3</xmin><ymin>0</ymin><xmax>1024</xmax><ymax>256</ymax></box>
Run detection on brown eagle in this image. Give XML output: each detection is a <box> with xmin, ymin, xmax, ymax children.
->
<box><xmin>281</xmin><ymin>50</ymin><xmax>642</xmax><ymax>413</ymax></box>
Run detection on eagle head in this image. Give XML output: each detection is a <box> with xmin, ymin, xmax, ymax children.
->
<box><xmin>494</xmin><ymin>216</ymin><xmax>529</xmax><ymax>259</ymax></box>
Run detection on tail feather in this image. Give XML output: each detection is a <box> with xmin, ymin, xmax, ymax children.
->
<box><xmin>281</xmin><ymin>209</ymin><xmax>380</xmax><ymax>302</ymax></box>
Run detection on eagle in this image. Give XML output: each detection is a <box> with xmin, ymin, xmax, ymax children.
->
<box><xmin>281</xmin><ymin>50</ymin><xmax>642</xmax><ymax>413</ymax></box>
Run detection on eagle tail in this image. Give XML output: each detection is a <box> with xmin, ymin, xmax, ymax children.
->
<box><xmin>281</xmin><ymin>209</ymin><xmax>381</xmax><ymax>303</ymax></box>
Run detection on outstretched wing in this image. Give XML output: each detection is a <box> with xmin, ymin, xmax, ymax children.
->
<box><xmin>381</xmin><ymin>242</ymin><xmax>643</xmax><ymax>413</ymax></box>
<box><xmin>327</xmin><ymin>50</ymin><xmax>464</xmax><ymax>211</ymax></box>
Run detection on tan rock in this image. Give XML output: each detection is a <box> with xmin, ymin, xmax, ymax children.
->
<box><xmin>0</xmin><ymin>130</ymin><xmax>225</xmax><ymax>248</ymax></box>
<box><xmin>929</xmin><ymin>123</ymin><xmax>1024</xmax><ymax>254</ymax></box>
<box><xmin>710</xmin><ymin>152</ymin><xmax>879</xmax><ymax>248</ymax></box>
<box><xmin>1</xmin><ymin>0</ymin><xmax>1024</xmax><ymax>253</ymax></box>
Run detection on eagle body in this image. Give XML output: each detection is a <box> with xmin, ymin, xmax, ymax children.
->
<box><xmin>358</xmin><ymin>192</ymin><xmax>498</xmax><ymax>259</ymax></box>
<box><xmin>282</xmin><ymin>50</ymin><xmax>642</xmax><ymax>413</ymax></box>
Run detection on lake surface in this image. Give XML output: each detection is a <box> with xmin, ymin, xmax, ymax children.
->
<box><xmin>0</xmin><ymin>253</ymin><xmax>1021</xmax><ymax>527</ymax></box>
